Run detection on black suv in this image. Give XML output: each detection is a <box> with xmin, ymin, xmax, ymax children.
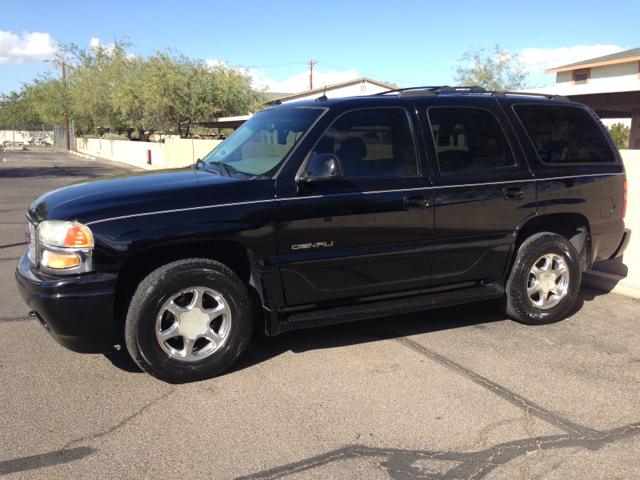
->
<box><xmin>16</xmin><ymin>86</ymin><xmax>631</xmax><ymax>383</ymax></box>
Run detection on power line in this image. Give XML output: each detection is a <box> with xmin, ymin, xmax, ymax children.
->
<box><xmin>245</xmin><ymin>60</ymin><xmax>427</xmax><ymax>87</ymax></box>
<box><xmin>318</xmin><ymin>61</ymin><xmax>425</xmax><ymax>86</ymax></box>
<box><xmin>246</xmin><ymin>61</ymin><xmax>308</xmax><ymax>69</ymax></box>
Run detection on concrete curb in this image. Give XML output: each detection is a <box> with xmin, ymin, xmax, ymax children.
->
<box><xmin>582</xmin><ymin>270</ymin><xmax>640</xmax><ymax>299</ymax></box>
<box><xmin>69</xmin><ymin>149</ymin><xmax>159</xmax><ymax>171</ymax></box>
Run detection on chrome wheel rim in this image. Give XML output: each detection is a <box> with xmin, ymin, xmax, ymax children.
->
<box><xmin>155</xmin><ymin>286</ymin><xmax>231</xmax><ymax>362</ymax></box>
<box><xmin>527</xmin><ymin>253</ymin><xmax>569</xmax><ymax>309</ymax></box>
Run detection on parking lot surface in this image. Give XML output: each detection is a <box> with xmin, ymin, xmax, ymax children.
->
<box><xmin>1</xmin><ymin>150</ymin><xmax>639</xmax><ymax>479</ymax></box>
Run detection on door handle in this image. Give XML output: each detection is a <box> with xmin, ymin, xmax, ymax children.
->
<box><xmin>503</xmin><ymin>187</ymin><xmax>526</xmax><ymax>200</ymax></box>
<box><xmin>404</xmin><ymin>194</ymin><xmax>430</xmax><ymax>210</ymax></box>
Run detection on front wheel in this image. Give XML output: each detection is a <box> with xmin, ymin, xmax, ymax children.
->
<box><xmin>502</xmin><ymin>233</ymin><xmax>582</xmax><ymax>325</ymax></box>
<box><xmin>125</xmin><ymin>258</ymin><xmax>253</xmax><ymax>383</ymax></box>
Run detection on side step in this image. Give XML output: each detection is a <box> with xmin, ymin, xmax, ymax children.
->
<box><xmin>282</xmin><ymin>285</ymin><xmax>504</xmax><ymax>329</ymax></box>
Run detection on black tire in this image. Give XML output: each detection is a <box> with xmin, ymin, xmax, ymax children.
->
<box><xmin>125</xmin><ymin>258</ymin><xmax>253</xmax><ymax>383</ymax></box>
<box><xmin>502</xmin><ymin>232</ymin><xmax>581</xmax><ymax>325</ymax></box>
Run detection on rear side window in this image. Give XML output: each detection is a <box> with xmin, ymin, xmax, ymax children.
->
<box><xmin>313</xmin><ymin>108</ymin><xmax>418</xmax><ymax>179</ymax></box>
<box><xmin>428</xmin><ymin>107</ymin><xmax>516</xmax><ymax>174</ymax></box>
<box><xmin>513</xmin><ymin>104</ymin><xmax>616</xmax><ymax>164</ymax></box>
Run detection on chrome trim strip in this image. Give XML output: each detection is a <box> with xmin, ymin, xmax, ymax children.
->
<box><xmin>86</xmin><ymin>173</ymin><xmax>622</xmax><ymax>224</ymax></box>
<box><xmin>276</xmin><ymin>186</ymin><xmax>433</xmax><ymax>202</ymax></box>
<box><xmin>86</xmin><ymin>199</ymin><xmax>274</xmax><ymax>225</ymax></box>
<box><xmin>534</xmin><ymin>173</ymin><xmax>623</xmax><ymax>182</ymax></box>
<box><xmin>434</xmin><ymin>173</ymin><xmax>621</xmax><ymax>190</ymax></box>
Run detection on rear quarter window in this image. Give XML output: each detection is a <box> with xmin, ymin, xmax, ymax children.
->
<box><xmin>513</xmin><ymin>104</ymin><xmax>617</xmax><ymax>164</ymax></box>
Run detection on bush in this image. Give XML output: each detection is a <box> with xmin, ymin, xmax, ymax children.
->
<box><xmin>607</xmin><ymin>123</ymin><xmax>630</xmax><ymax>150</ymax></box>
<box><xmin>100</xmin><ymin>133</ymin><xmax>129</xmax><ymax>141</ymax></box>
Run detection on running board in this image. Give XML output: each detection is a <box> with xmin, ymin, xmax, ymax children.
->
<box><xmin>282</xmin><ymin>285</ymin><xmax>504</xmax><ymax>329</ymax></box>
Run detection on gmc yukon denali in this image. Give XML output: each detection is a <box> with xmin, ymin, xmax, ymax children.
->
<box><xmin>16</xmin><ymin>86</ymin><xmax>631</xmax><ymax>383</ymax></box>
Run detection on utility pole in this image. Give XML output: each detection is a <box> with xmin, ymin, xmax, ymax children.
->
<box><xmin>63</xmin><ymin>61</ymin><xmax>70</xmax><ymax>150</ymax></box>
<box><xmin>44</xmin><ymin>58</ymin><xmax>70</xmax><ymax>150</ymax></box>
<box><xmin>308</xmin><ymin>60</ymin><xmax>318</xmax><ymax>90</ymax></box>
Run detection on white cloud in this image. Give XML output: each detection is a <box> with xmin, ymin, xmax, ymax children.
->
<box><xmin>519</xmin><ymin>44</ymin><xmax>624</xmax><ymax>74</ymax></box>
<box><xmin>0</xmin><ymin>30</ymin><xmax>57</xmax><ymax>65</ymax></box>
<box><xmin>89</xmin><ymin>36</ymin><xmax>132</xmax><ymax>58</ymax></box>
<box><xmin>206</xmin><ymin>58</ymin><xmax>360</xmax><ymax>93</ymax></box>
<box><xmin>90</xmin><ymin>37</ymin><xmax>99</xmax><ymax>49</ymax></box>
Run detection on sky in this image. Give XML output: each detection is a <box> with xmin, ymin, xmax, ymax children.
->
<box><xmin>0</xmin><ymin>0</ymin><xmax>639</xmax><ymax>96</ymax></box>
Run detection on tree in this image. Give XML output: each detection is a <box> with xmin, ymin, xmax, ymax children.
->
<box><xmin>58</xmin><ymin>39</ymin><xmax>133</xmax><ymax>136</ymax></box>
<box><xmin>0</xmin><ymin>38</ymin><xmax>267</xmax><ymax>138</ymax></box>
<box><xmin>452</xmin><ymin>44</ymin><xmax>531</xmax><ymax>91</ymax></box>
<box><xmin>137</xmin><ymin>51</ymin><xmax>267</xmax><ymax>138</ymax></box>
<box><xmin>607</xmin><ymin>123</ymin><xmax>630</xmax><ymax>150</ymax></box>
<box><xmin>0</xmin><ymin>89</ymin><xmax>43</xmax><ymax>125</ymax></box>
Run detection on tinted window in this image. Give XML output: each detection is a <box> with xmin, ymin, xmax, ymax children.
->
<box><xmin>428</xmin><ymin>108</ymin><xmax>516</xmax><ymax>174</ymax></box>
<box><xmin>513</xmin><ymin>104</ymin><xmax>616</xmax><ymax>164</ymax></box>
<box><xmin>204</xmin><ymin>107</ymin><xmax>323</xmax><ymax>175</ymax></box>
<box><xmin>313</xmin><ymin>108</ymin><xmax>418</xmax><ymax>179</ymax></box>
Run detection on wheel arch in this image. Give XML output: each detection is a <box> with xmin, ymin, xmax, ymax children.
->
<box><xmin>112</xmin><ymin>240</ymin><xmax>264</xmax><ymax>343</ymax></box>
<box><xmin>513</xmin><ymin>213</ymin><xmax>592</xmax><ymax>272</ymax></box>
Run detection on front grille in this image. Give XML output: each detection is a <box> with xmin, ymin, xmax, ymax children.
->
<box><xmin>27</xmin><ymin>222</ymin><xmax>37</xmax><ymax>264</ymax></box>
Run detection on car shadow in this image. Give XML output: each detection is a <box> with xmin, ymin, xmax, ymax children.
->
<box><xmin>104</xmin><ymin>285</ymin><xmax>608</xmax><ymax>378</ymax></box>
<box><xmin>228</xmin><ymin>299</ymin><xmax>513</xmax><ymax>376</ymax></box>
<box><xmin>230</xmin><ymin>284</ymin><xmax>615</xmax><ymax>376</ymax></box>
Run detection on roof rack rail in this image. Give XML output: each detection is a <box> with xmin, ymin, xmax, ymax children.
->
<box><xmin>374</xmin><ymin>85</ymin><xmax>570</xmax><ymax>102</ymax></box>
<box><xmin>490</xmin><ymin>91</ymin><xmax>570</xmax><ymax>101</ymax></box>
<box><xmin>373</xmin><ymin>86</ymin><xmax>445</xmax><ymax>96</ymax></box>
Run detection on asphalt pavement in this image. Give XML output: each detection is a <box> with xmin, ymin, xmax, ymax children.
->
<box><xmin>1</xmin><ymin>150</ymin><xmax>639</xmax><ymax>479</ymax></box>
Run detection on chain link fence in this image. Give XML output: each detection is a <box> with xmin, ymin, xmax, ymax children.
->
<box><xmin>53</xmin><ymin>123</ymin><xmax>76</xmax><ymax>151</ymax></box>
<box><xmin>0</xmin><ymin>123</ymin><xmax>76</xmax><ymax>152</ymax></box>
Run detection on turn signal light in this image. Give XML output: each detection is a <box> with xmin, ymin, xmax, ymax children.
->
<box><xmin>621</xmin><ymin>179</ymin><xmax>627</xmax><ymax>220</ymax></box>
<box><xmin>42</xmin><ymin>250</ymin><xmax>81</xmax><ymax>269</ymax></box>
<box><xmin>64</xmin><ymin>227</ymin><xmax>92</xmax><ymax>248</ymax></box>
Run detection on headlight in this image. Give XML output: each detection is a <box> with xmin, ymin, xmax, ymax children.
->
<box><xmin>39</xmin><ymin>221</ymin><xmax>94</xmax><ymax>248</ymax></box>
<box><xmin>37</xmin><ymin>220</ymin><xmax>94</xmax><ymax>273</ymax></box>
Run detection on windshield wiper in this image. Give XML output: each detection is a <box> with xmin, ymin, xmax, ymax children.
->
<box><xmin>211</xmin><ymin>161</ymin><xmax>246</xmax><ymax>177</ymax></box>
<box><xmin>193</xmin><ymin>159</ymin><xmax>244</xmax><ymax>177</ymax></box>
<box><xmin>192</xmin><ymin>158</ymin><xmax>225</xmax><ymax>176</ymax></box>
<box><xmin>208</xmin><ymin>161</ymin><xmax>231</xmax><ymax>176</ymax></box>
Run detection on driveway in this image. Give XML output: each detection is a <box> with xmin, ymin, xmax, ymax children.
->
<box><xmin>1</xmin><ymin>150</ymin><xmax>639</xmax><ymax>479</ymax></box>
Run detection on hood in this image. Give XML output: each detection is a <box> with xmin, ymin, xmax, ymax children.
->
<box><xmin>29</xmin><ymin>168</ymin><xmax>245</xmax><ymax>223</ymax></box>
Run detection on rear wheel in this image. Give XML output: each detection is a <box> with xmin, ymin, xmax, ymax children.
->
<box><xmin>502</xmin><ymin>233</ymin><xmax>581</xmax><ymax>325</ymax></box>
<box><xmin>125</xmin><ymin>258</ymin><xmax>253</xmax><ymax>383</ymax></box>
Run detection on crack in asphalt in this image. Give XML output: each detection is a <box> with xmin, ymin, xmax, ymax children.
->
<box><xmin>237</xmin><ymin>328</ymin><xmax>638</xmax><ymax>480</ymax></box>
<box><xmin>1</xmin><ymin>387</ymin><xmax>176</xmax><ymax>475</ymax></box>
<box><xmin>59</xmin><ymin>387</ymin><xmax>176</xmax><ymax>455</ymax></box>
<box><xmin>395</xmin><ymin>336</ymin><xmax>597</xmax><ymax>436</ymax></box>
<box><xmin>236</xmin><ymin>423</ymin><xmax>640</xmax><ymax>479</ymax></box>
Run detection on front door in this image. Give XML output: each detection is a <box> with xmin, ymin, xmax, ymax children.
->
<box><xmin>275</xmin><ymin>105</ymin><xmax>434</xmax><ymax>307</ymax></box>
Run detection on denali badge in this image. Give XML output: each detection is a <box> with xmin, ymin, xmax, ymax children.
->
<box><xmin>292</xmin><ymin>242</ymin><xmax>334</xmax><ymax>250</ymax></box>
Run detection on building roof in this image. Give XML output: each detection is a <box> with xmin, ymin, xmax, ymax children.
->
<box><xmin>545</xmin><ymin>47</ymin><xmax>640</xmax><ymax>74</ymax></box>
<box><xmin>267</xmin><ymin>77</ymin><xmax>397</xmax><ymax>104</ymax></box>
<box><xmin>265</xmin><ymin>92</ymin><xmax>292</xmax><ymax>101</ymax></box>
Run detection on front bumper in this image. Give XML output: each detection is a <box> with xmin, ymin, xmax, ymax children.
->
<box><xmin>15</xmin><ymin>251</ymin><xmax>117</xmax><ymax>354</ymax></box>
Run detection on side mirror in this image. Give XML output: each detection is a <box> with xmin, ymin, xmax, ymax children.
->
<box><xmin>298</xmin><ymin>154</ymin><xmax>344</xmax><ymax>184</ymax></box>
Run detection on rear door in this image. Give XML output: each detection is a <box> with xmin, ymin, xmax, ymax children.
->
<box><xmin>275</xmin><ymin>102</ymin><xmax>434</xmax><ymax>307</ymax></box>
<box><xmin>415</xmin><ymin>97</ymin><xmax>536</xmax><ymax>286</ymax></box>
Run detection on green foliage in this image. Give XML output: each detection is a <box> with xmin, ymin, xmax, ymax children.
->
<box><xmin>452</xmin><ymin>44</ymin><xmax>532</xmax><ymax>91</ymax></box>
<box><xmin>0</xmin><ymin>38</ymin><xmax>268</xmax><ymax>139</ymax></box>
<box><xmin>100</xmin><ymin>132</ymin><xmax>130</xmax><ymax>140</ymax></box>
<box><xmin>0</xmin><ymin>88</ymin><xmax>44</xmax><ymax>125</ymax></box>
<box><xmin>607</xmin><ymin>123</ymin><xmax>630</xmax><ymax>150</ymax></box>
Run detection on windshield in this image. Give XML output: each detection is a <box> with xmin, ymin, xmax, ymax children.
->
<box><xmin>202</xmin><ymin>107</ymin><xmax>324</xmax><ymax>175</ymax></box>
